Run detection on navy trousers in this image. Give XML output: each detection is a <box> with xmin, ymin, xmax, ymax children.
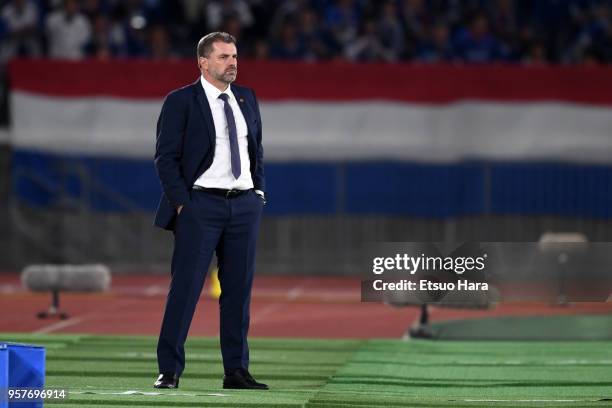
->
<box><xmin>156</xmin><ymin>188</ymin><xmax>263</xmax><ymax>376</ymax></box>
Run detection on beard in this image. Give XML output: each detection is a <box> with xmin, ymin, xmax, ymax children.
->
<box><xmin>214</xmin><ymin>68</ymin><xmax>237</xmax><ymax>84</ymax></box>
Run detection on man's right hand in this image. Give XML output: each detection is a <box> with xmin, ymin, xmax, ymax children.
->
<box><xmin>177</xmin><ymin>205</ymin><xmax>183</xmax><ymax>215</ymax></box>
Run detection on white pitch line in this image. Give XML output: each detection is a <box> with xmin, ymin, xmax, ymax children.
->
<box><xmin>250</xmin><ymin>284</ymin><xmax>304</xmax><ymax>325</ymax></box>
<box><xmin>249</xmin><ymin>303</ymin><xmax>285</xmax><ymax>326</ymax></box>
<box><xmin>0</xmin><ymin>284</ymin><xmax>19</xmax><ymax>294</ymax></box>
<box><xmin>72</xmin><ymin>390</ymin><xmax>229</xmax><ymax>397</ymax></box>
<box><xmin>462</xmin><ymin>399</ymin><xmax>602</xmax><ymax>403</ymax></box>
<box><xmin>33</xmin><ymin>317</ymin><xmax>84</xmax><ymax>334</ymax></box>
<box><xmin>143</xmin><ymin>285</ymin><xmax>166</xmax><ymax>297</ymax></box>
<box><xmin>286</xmin><ymin>286</ymin><xmax>304</xmax><ymax>300</ymax></box>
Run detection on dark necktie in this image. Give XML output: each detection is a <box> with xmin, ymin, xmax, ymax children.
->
<box><xmin>218</xmin><ymin>93</ymin><xmax>241</xmax><ymax>179</ymax></box>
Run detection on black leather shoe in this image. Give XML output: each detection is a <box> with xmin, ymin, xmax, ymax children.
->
<box><xmin>154</xmin><ymin>372</ymin><xmax>179</xmax><ymax>389</ymax></box>
<box><xmin>223</xmin><ymin>368</ymin><xmax>269</xmax><ymax>390</ymax></box>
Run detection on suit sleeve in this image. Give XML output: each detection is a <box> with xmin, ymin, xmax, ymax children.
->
<box><xmin>251</xmin><ymin>89</ymin><xmax>265</xmax><ymax>192</ymax></box>
<box><xmin>154</xmin><ymin>91</ymin><xmax>190</xmax><ymax>208</ymax></box>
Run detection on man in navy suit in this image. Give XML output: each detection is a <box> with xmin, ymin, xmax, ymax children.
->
<box><xmin>153</xmin><ymin>32</ymin><xmax>268</xmax><ymax>390</ymax></box>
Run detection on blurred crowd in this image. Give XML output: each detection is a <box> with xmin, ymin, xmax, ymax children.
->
<box><xmin>1</xmin><ymin>0</ymin><xmax>612</xmax><ymax>64</ymax></box>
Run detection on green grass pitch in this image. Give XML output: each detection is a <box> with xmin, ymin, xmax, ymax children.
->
<box><xmin>1</xmin><ymin>333</ymin><xmax>611</xmax><ymax>407</ymax></box>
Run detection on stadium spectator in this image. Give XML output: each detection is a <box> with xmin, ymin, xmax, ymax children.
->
<box><xmin>377</xmin><ymin>0</ymin><xmax>405</xmax><ymax>61</ymax></box>
<box><xmin>530</xmin><ymin>0</ymin><xmax>579</xmax><ymax>62</ymax></box>
<box><xmin>206</xmin><ymin>0</ymin><xmax>253</xmax><ymax>32</ymax></box>
<box><xmin>180</xmin><ymin>0</ymin><xmax>205</xmax><ymax>27</ymax></box>
<box><xmin>1</xmin><ymin>0</ymin><xmax>41</xmax><ymax>61</ymax></box>
<box><xmin>487</xmin><ymin>0</ymin><xmax>522</xmax><ymax>60</ymax></box>
<box><xmin>45</xmin><ymin>0</ymin><xmax>91</xmax><ymax>59</ymax></box>
<box><xmin>148</xmin><ymin>24</ymin><xmax>175</xmax><ymax>60</ymax></box>
<box><xmin>85</xmin><ymin>14</ymin><xmax>115</xmax><ymax>59</ymax></box>
<box><xmin>270</xmin><ymin>18</ymin><xmax>305</xmax><ymax>60</ymax></box>
<box><xmin>345</xmin><ymin>18</ymin><xmax>395</xmax><ymax>62</ymax></box>
<box><xmin>0</xmin><ymin>0</ymin><xmax>611</xmax><ymax>65</ymax></box>
<box><xmin>222</xmin><ymin>13</ymin><xmax>242</xmax><ymax>38</ymax></box>
<box><xmin>399</xmin><ymin>0</ymin><xmax>430</xmax><ymax>57</ymax></box>
<box><xmin>568</xmin><ymin>2</ymin><xmax>612</xmax><ymax>64</ymax></box>
<box><xmin>0</xmin><ymin>15</ymin><xmax>6</xmax><ymax>44</ymax></box>
<box><xmin>252</xmin><ymin>37</ymin><xmax>269</xmax><ymax>60</ymax></box>
<box><xmin>453</xmin><ymin>12</ymin><xmax>503</xmax><ymax>63</ymax></box>
<box><xmin>110</xmin><ymin>1</ymin><xmax>149</xmax><ymax>58</ymax></box>
<box><xmin>82</xmin><ymin>0</ymin><xmax>110</xmax><ymax>21</ymax></box>
<box><xmin>523</xmin><ymin>40</ymin><xmax>547</xmax><ymax>65</ymax></box>
<box><xmin>269</xmin><ymin>0</ymin><xmax>309</xmax><ymax>38</ymax></box>
<box><xmin>220</xmin><ymin>14</ymin><xmax>246</xmax><ymax>55</ymax></box>
<box><xmin>415</xmin><ymin>20</ymin><xmax>454</xmax><ymax>63</ymax></box>
<box><xmin>297</xmin><ymin>8</ymin><xmax>338</xmax><ymax>61</ymax></box>
<box><xmin>325</xmin><ymin>0</ymin><xmax>361</xmax><ymax>48</ymax></box>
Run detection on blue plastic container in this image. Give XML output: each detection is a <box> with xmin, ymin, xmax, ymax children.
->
<box><xmin>0</xmin><ymin>344</ymin><xmax>8</xmax><ymax>408</ymax></box>
<box><xmin>0</xmin><ymin>343</ymin><xmax>45</xmax><ymax>408</ymax></box>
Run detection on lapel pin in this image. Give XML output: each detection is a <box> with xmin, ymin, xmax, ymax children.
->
<box><xmin>239</xmin><ymin>97</ymin><xmax>244</xmax><ymax>103</ymax></box>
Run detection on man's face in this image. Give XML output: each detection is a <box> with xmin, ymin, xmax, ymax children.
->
<box><xmin>200</xmin><ymin>41</ymin><xmax>238</xmax><ymax>85</ymax></box>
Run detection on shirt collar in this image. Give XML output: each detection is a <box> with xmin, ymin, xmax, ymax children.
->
<box><xmin>200</xmin><ymin>75</ymin><xmax>234</xmax><ymax>103</ymax></box>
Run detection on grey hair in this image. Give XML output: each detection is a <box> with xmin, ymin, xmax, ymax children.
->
<box><xmin>197</xmin><ymin>32</ymin><xmax>237</xmax><ymax>58</ymax></box>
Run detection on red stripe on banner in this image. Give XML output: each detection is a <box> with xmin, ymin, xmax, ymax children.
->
<box><xmin>8</xmin><ymin>59</ymin><xmax>612</xmax><ymax>104</ymax></box>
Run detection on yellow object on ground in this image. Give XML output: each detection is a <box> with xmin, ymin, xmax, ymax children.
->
<box><xmin>209</xmin><ymin>267</ymin><xmax>221</xmax><ymax>299</ymax></box>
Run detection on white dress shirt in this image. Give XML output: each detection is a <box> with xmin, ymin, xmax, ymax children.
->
<box><xmin>194</xmin><ymin>76</ymin><xmax>254</xmax><ymax>190</ymax></box>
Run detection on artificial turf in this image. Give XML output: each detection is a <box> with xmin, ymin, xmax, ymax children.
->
<box><xmin>429</xmin><ymin>314</ymin><xmax>612</xmax><ymax>341</ymax></box>
<box><xmin>1</xmin><ymin>330</ymin><xmax>611</xmax><ymax>407</ymax></box>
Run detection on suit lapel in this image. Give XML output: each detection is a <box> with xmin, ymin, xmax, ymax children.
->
<box><xmin>193</xmin><ymin>79</ymin><xmax>216</xmax><ymax>144</ymax></box>
<box><xmin>232</xmin><ymin>86</ymin><xmax>257</xmax><ymax>143</ymax></box>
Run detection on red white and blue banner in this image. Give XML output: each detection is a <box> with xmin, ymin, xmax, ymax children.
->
<box><xmin>7</xmin><ymin>60</ymin><xmax>612</xmax><ymax>216</ymax></box>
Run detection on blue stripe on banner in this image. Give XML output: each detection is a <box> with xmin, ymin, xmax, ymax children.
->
<box><xmin>345</xmin><ymin>162</ymin><xmax>485</xmax><ymax>217</ymax></box>
<box><xmin>265</xmin><ymin>162</ymin><xmax>337</xmax><ymax>214</ymax></box>
<box><xmin>12</xmin><ymin>149</ymin><xmax>159</xmax><ymax>212</ymax></box>
<box><xmin>11</xmin><ymin>149</ymin><xmax>612</xmax><ymax>218</ymax></box>
<box><xmin>490</xmin><ymin>162</ymin><xmax>612</xmax><ymax>218</ymax></box>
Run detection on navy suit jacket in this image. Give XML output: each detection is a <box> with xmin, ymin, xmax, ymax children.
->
<box><xmin>153</xmin><ymin>78</ymin><xmax>265</xmax><ymax>231</ymax></box>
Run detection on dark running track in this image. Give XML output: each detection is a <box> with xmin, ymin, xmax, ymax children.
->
<box><xmin>0</xmin><ymin>274</ymin><xmax>610</xmax><ymax>337</ymax></box>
